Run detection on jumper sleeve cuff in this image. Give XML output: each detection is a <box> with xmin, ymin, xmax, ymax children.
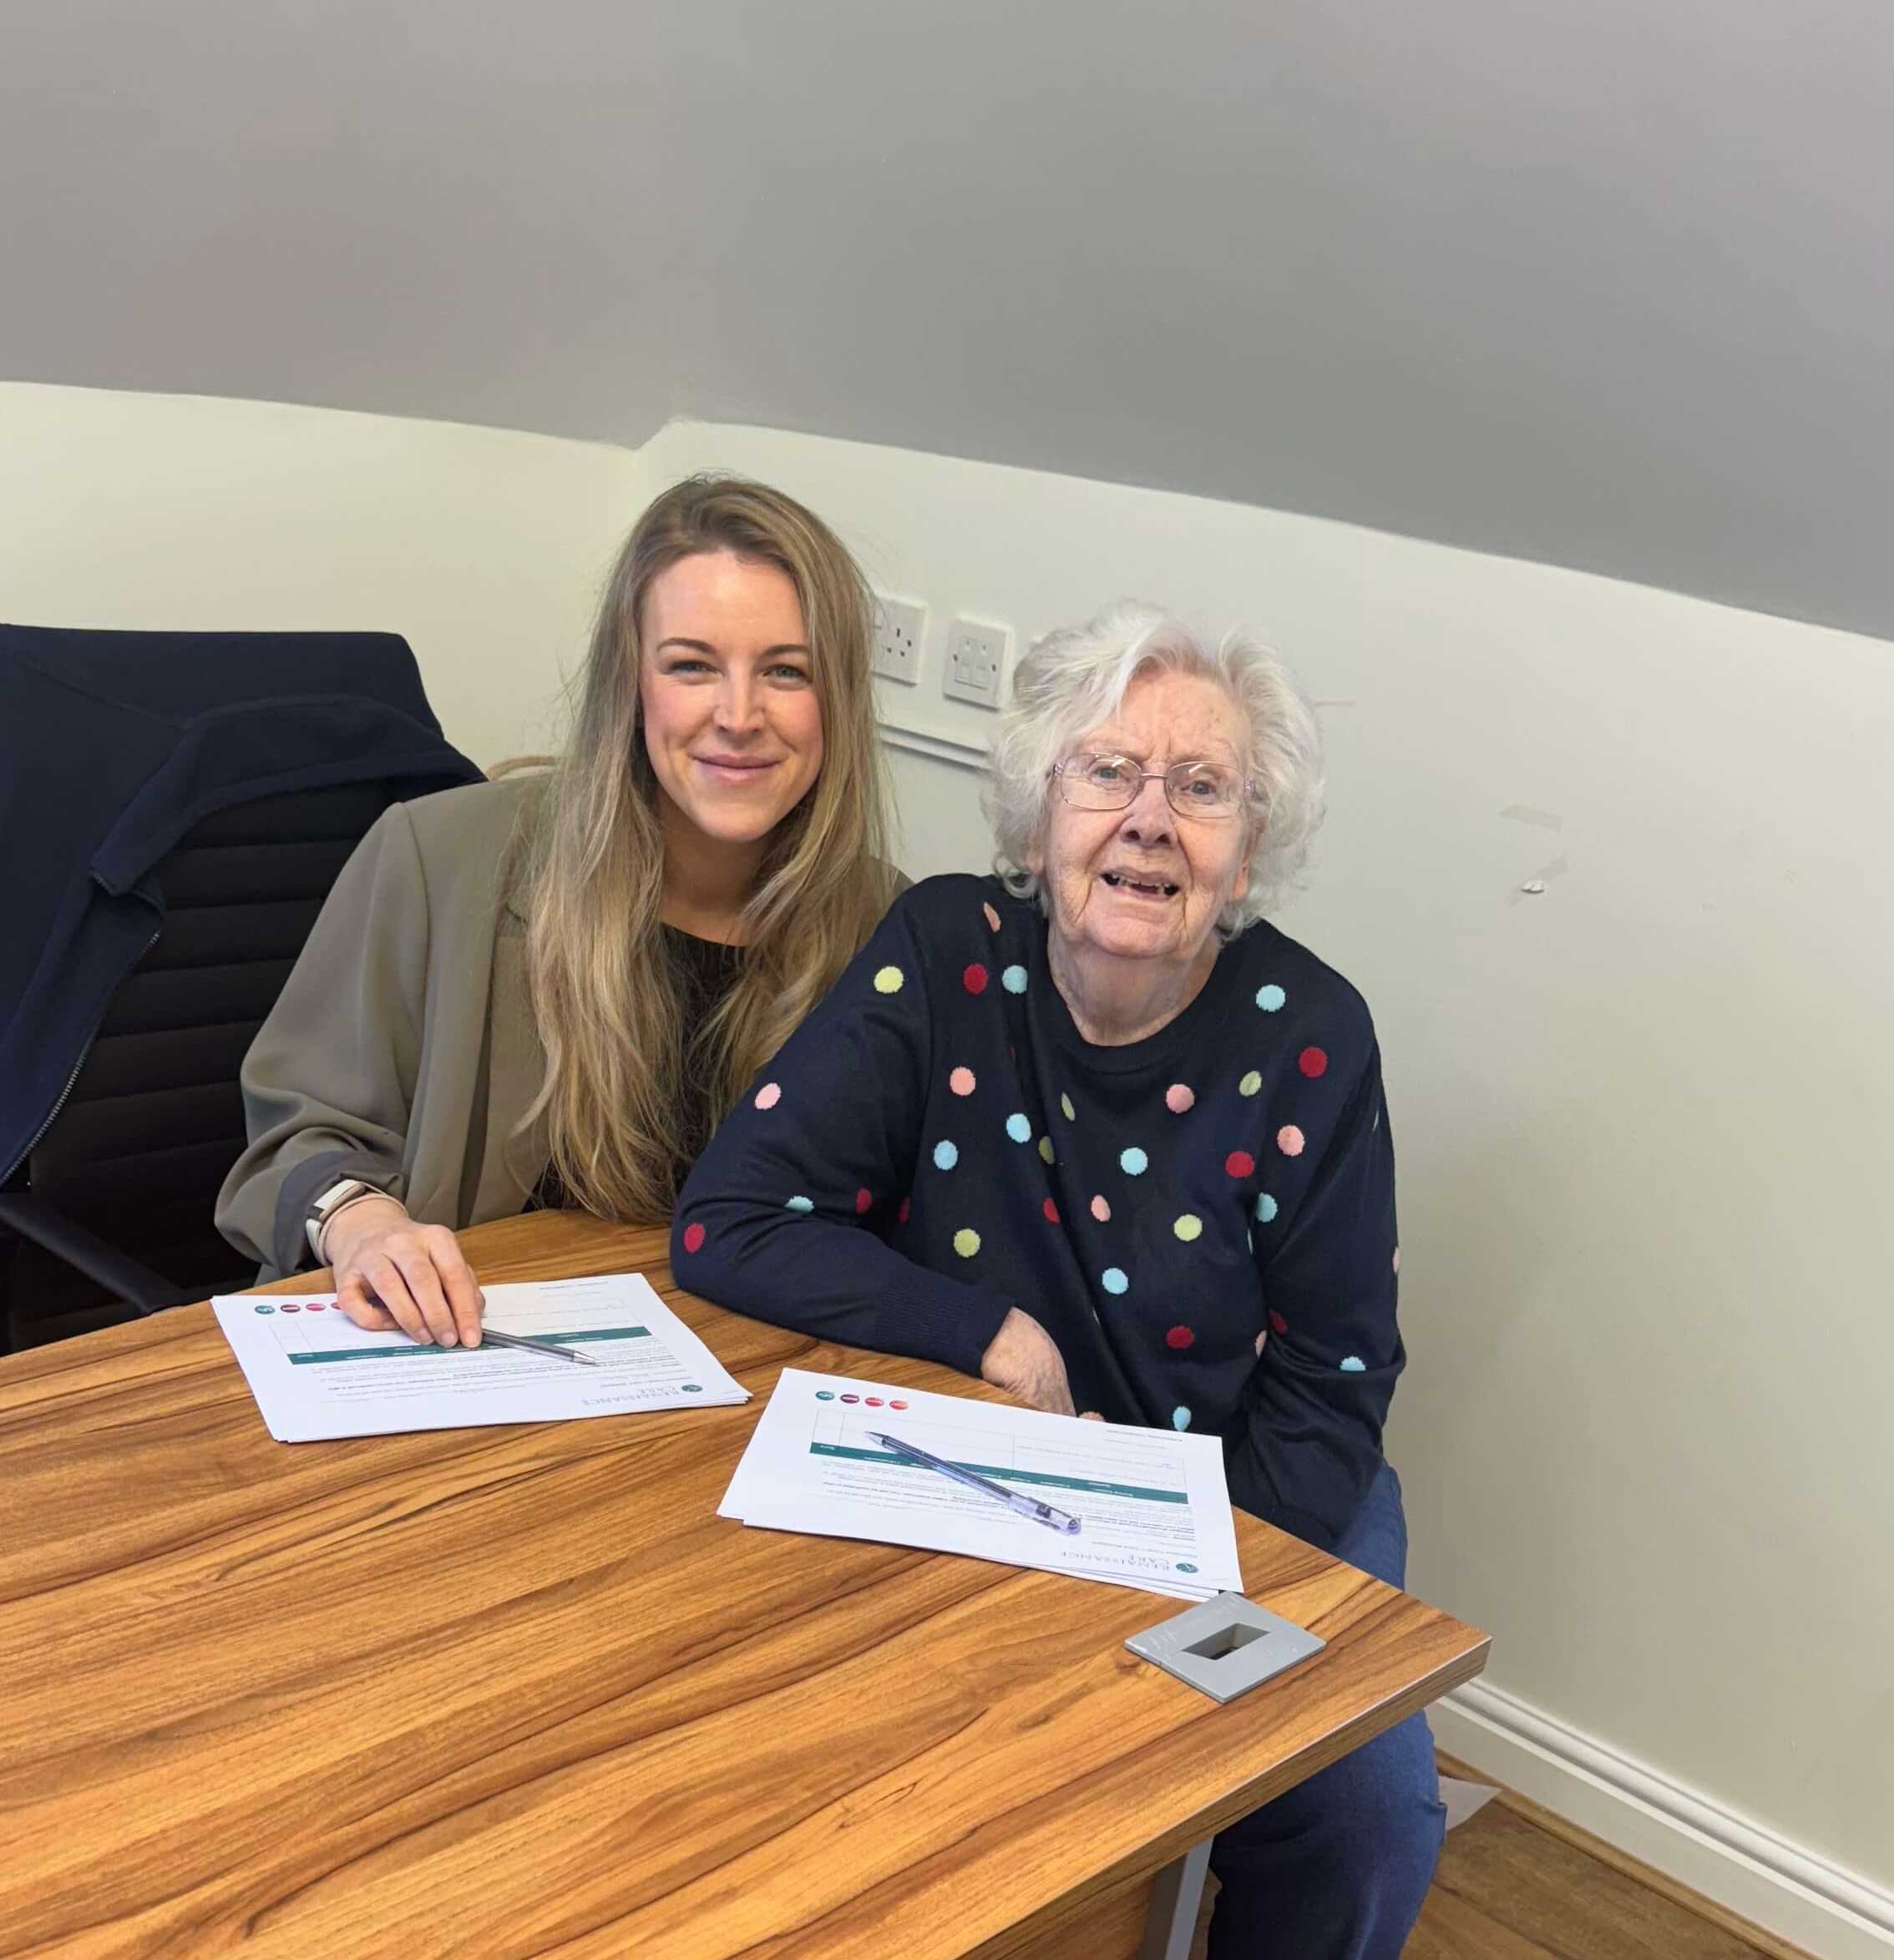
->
<box><xmin>870</xmin><ymin>1275</ymin><xmax>1016</xmax><ymax>1385</ymax></box>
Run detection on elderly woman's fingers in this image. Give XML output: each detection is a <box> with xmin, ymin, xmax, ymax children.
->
<box><xmin>980</xmin><ymin>1308</ymin><xmax>1078</xmax><ymax>1415</ymax></box>
<box><xmin>1080</xmin><ymin>1410</ymin><xmax>1104</xmax><ymax>1422</ymax></box>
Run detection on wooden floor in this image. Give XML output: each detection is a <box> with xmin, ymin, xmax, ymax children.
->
<box><xmin>1172</xmin><ymin>1756</ymin><xmax>1810</xmax><ymax>1960</ymax></box>
<box><xmin>1405</xmin><ymin>1800</ymin><xmax>1801</xmax><ymax>1960</ymax></box>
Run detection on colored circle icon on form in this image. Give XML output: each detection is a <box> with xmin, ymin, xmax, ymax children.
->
<box><xmin>281</xmin><ymin>1304</ymin><xmax>301</xmax><ymax>1313</ymax></box>
<box><xmin>864</xmin><ymin>1396</ymin><xmax>884</xmax><ymax>1406</ymax></box>
<box><xmin>253</xmin><ymin>1304</ymin><xmax>274</xmax><ymax>1314</ymax></box>
<box><xmin>683</xmin><ymin>1384</ymin><xmax>702</xmax><ymax>1393</ymax></box>
<box><xmin>816</xmin><ymin>1390</ymin><xmax>836</xmax><ymax>1400</ymax></box>
<box><xmin>840</xmin><ymin>1394</ymin><xmax>860</xmax><ymax>1404</ymax></box>
<box><xmin>889</xmin><ymin>1400</ymin><xmax>908</xmax><ymax>1410</ymax></box>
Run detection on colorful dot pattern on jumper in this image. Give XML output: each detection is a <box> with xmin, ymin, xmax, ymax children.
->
<box><xmin>722</xmin><ymin>878</ymin><xmax>1395</xmax><ymax>1537</ymax></box>
<box><xmin>681</xmin><ymin>1223</ymin><xmax>706</xmax><ymax>1253</ymax></box>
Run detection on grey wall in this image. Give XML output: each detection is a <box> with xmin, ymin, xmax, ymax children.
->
<box><xmin>5</xmin><ymin>0</ymin><xmax>1892</xmax><ymax>638</ymax></box>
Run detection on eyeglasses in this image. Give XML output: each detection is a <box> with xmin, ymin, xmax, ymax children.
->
<box><xmin>1051</xmin><ymin>752</ymin><xmax>1251</xmax><ymax>819</ymax></box>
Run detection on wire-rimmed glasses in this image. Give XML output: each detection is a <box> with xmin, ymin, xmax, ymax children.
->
<box><xmin>1051</xmin><ymin>752</ymin><xmax>1250</xmax><ymax>819</ymax></box>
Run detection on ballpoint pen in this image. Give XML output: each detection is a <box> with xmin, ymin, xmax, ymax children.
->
<box><xmin>473</xmin><ymin>1326</ymin><xmax>600</xmax><ymax>1366</ymax></box>
<box><xmin>867</xmin><ymin>1430</ymin><xmax>1081</xmax><ymax>1535</ymax></box>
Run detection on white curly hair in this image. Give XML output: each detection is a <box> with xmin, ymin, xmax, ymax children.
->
<box><xmin>984</xmin><ymin>601</ymin><xmax>1324</xmax><ymax>934</ymax></box>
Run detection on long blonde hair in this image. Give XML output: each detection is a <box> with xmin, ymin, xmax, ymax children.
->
<box><xmin>521</xmin><ymin>476</ymin><xmax>894</xmax><ymax>1221</ymax></box>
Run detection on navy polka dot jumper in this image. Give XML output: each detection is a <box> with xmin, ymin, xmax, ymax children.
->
<box><xmin>675</xmin><ymin>874</ymin><xmax>1405</xmax><ymax>1550</ymax></box>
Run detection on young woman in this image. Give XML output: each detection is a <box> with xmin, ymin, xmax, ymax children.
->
<box><xmin>217</xmin><ymin>475</ymin><xmax>899</xmax><ymax>1344</ymax></box>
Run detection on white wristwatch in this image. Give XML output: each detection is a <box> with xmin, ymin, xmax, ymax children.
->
<box><xmin>306</xmin><ymin>1178</ymin><xmax>387</xmax><ymax>1261</ymax></box>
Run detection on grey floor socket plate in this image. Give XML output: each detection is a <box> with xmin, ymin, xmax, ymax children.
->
<box><xmin>1124</xmin><ymin>1593</ymin><xmax>1325</xmax><ymax>1702</ymax></box>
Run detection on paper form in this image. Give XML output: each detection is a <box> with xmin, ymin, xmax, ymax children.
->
<box><xmin>721</xmin><ymin>1369</ymin><xmax>1242</xmax><ymax>1600</ymax></box>
<box><xmin>212</xmin><ymin>1273</ymin><xmax>748</xmax><ymax>1441</ymax></box>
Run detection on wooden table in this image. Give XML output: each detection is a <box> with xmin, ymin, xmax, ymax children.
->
<box><xmin>0</xmin><ymin>1213</ymin><xmax>1487</xmax><ymax>1958</ymax></box>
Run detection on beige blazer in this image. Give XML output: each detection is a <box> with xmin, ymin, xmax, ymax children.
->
<box><xmin>217</xmin><ymin>773</ymin><xmax>554</xmax><ymax>1280</ymax></box>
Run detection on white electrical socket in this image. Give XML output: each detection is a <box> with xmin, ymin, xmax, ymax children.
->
<box><xmin>871</xmin><ymin>594</ymin><xmax>927</xmax><ymax>685</ymax></box>
<box><xmin>942</xmin><ymin>615</ymin><xmax>1010</xmax><ymax>709</ymax></box>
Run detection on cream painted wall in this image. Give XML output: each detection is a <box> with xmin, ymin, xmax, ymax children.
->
<box><xmin>0</xmin><ymin>382</ymin><xmax>651</xmax><ymax>766</ymax></box>
<box><xmin>644</xmin><ymin>418</ymin><xmax>1894</xmax><ymax>1892</ymax></box>
<box><xmin>7</xmin><ymin>381</ymin><xmax>1888</xmax><ymax>1907</ymax></box>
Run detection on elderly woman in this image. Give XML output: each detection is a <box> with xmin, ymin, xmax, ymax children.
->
<box><xmin>675</xmin><ymin>602</ymin><xmax>1441</xmax><ymax>1960</ymax></box>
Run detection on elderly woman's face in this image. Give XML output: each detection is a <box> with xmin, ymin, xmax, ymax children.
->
<box><xmin>1029</xmin><ymin>669</ymin><xmax>1252</xmax><ymax>972</ymax></box>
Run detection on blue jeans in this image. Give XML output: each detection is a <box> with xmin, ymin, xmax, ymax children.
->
<box><xmin>1206</xmin><ymin>1461</ymin><xmax>1446</xmax><ymax>1959</ymax></box>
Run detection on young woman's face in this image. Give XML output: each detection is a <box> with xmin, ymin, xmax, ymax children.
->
<box><xmin>638</xmin><ymin>550</ymin><xmax>825</xmax><ymax>851</ymax></box>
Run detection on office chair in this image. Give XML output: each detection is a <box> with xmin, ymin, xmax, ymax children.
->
<box><xmin>0</xmin><ymin>625</ymin><xmax>481</xmax><ymax>1350</ymax></box>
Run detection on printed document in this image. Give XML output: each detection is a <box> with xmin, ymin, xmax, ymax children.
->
<box><xmin>722</xmin><ymin>1369</ymin><xmax>1241</xmax><ymax>1600</ymax></box>
<box><xmin>213</xmin><ymin>1272</ymin><xmax>748</xmax><ymax>1442</ymax></box>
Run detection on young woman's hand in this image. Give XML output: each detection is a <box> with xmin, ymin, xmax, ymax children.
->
<box><xmin>326</xmin><ymin>1197</ymin><xmax>485</xmax><ymax>1346</ymax></box>
<box><xmin>980</xmin><ymin>1307</ymin><xmax>1076</xmax><ymax>1416</ymax></box>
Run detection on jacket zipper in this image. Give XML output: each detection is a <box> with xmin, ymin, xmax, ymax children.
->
<box><xmin>1</xmin><ymin>923</ymin><xmax>162</xmax><ymax>1187</ymax></box>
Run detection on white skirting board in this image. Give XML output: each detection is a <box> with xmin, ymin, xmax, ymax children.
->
<box><xmin>1431</xmin><ymin>1679</ymin><xmax>1894</xmax><ymax>1960</ymax></box>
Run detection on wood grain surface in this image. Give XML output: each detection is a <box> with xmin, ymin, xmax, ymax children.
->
<box><xmin>0</xmin><ymin>1212</ymin><xmax>1487</xmax><ymax>1958</ymax></box>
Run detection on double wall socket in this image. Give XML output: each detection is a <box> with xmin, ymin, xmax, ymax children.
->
<box><xmin>871</xmin><ymin>594</ymin><xmax>927</xmax><ymax>686</ymax></box>
<box><xmin>942</xmin><ymin>615</ymin><xmax>1010</xmax><ymax>709</ymax></box>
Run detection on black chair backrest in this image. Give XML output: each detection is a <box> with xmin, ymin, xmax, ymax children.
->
<box><xmin>3</xmin><ymin>781</ymin><xmax>398</xmax><ymax>1349</ymax></box>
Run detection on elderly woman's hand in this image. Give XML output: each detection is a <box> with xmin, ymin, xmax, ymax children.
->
<box><xmin>980</xmin><ymin>1308</ymin><xmax>1077</xmax><ymax>1416</ymax></box>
